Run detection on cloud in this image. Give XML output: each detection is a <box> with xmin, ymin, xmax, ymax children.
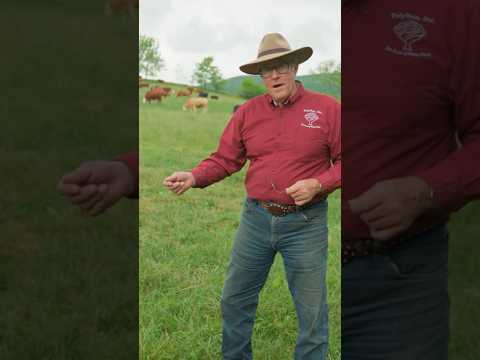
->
<box><xmin>140</xmin><ymin>0</ymin><xmax>172</xmax><ymax>32</ymax></box>
<box><xmin>140</xmin><ymin>0</ymin><xmax>340</xmax><ymax>81</ymax></box>
<box><xmin>290</xmin><ymin>19</ymin><xmax>341</xmax><ymax>72</ymax></box>
<box><xmin>166</xmin><ymin>16</ymin><xmax>254</xmax><ymax>54</ymax></box>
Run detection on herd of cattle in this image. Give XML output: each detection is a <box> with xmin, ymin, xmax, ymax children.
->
<box><xmin>139</xmin><ymin>76</ymin><xmax>242</xmax><ymax>113</ymax></box>
<box><xmin>139</xmin><ymin>78</ymin><xmax>220</xmax><ymax>112</ymax></box>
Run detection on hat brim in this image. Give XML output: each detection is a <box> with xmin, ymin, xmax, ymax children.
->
<box><xmin>239</xmin><ymin>47</ymin><xmax>313</xmax><ymax>75</ymax></box>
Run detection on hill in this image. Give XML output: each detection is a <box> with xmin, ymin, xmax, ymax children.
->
<box><xmin>218</xmin><ymin>72</ymin><xmax>340</xmax><ymax>99</ymax></box>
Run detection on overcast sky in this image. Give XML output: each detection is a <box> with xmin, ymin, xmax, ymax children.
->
<box><xmin>140</xmin><ymin>0</ymin><xmax>340</xmax><ymax>83</ymax></box>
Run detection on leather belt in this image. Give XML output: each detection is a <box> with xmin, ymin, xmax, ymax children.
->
<box><xmin>258</xmin><ymin>196</ymin><xmax>324</xmax><ymax>217</ymax></box>
<box><xmin>342</xmin><ymin>224</ymin><xmax>441</xmax><ymax>265</ymax></box>
<box><xmin>342</xmin><ymin>237</ymin><xmax>403</xmax><ymax>265</ymax></box>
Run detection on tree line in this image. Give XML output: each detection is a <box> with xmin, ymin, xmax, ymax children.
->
<box><xmin>140</xmin><ymin>34</ymin><xmax>340</xmax><ymax>99</ymax></box>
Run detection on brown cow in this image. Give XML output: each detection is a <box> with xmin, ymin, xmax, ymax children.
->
<box><xmin>176</xmin><ymin>89</ymin><xmax>192</xmax><ymax>97</ymax></box>
<box><xmin>139</xmin><ymin>81</ymin><xmax>149</xmax><ymax>88</ymax></box>
<box><xmin>183</xmin><ymin>98</ymin><xmax>208</xmax><ymax>112</ymax></box>
<box><xmin>143</xmin><ymin>87</ymin><xmax>167</xmax><ymax>103</ymax></box>
<box><xmin>149</xmin><ymin>86</ymin><xmax>174</xmax><ymax>96</ymax></box>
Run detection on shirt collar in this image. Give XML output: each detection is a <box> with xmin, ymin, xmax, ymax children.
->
<box><xmin>266</xmin><ymin>81</ymin><xmax>305</xmax><ymax>108</ymax></box>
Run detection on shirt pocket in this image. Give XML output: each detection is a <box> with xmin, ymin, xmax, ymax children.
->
<box><xmin>293</xmin><ymin>125</ymin><xmax>329</xmax><ymax>161</ymax></box>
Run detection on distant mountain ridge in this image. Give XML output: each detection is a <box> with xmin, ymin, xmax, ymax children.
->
<box><xmin>218</xmin><ymin>73</ymin><xmax>340</xmax><ymax>99</ymax></box>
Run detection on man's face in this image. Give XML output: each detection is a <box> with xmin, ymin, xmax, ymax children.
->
<box><xmin>260</xmin><ymin>60</ymin><xmax>298</xmax><ymax>103</ymax></box>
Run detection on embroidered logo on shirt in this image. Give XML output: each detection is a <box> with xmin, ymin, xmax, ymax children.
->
<box><xmin>302</xmin><ymin>109</ymin><xmax>322</xmax><ymax>128</ymax></box>
<box><xmin>385</xmin><ymin>12</ymin><xmax>434</xmax><ymax>58</ymax></box>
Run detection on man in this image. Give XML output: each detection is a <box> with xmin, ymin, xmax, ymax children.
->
<box><xmin>342</xmin><ymin>1</ymin><xmax>480</xmax><ymax>359</ymax></box>
<box><xmin>57</xmin><ymin>152</ymin><xmax>138</xmax><ymax>215</ymax></box>
<box><xmin>163</xmin><ymin>33</ymin><xmax>341</xmax><ymax>359</ymax></box>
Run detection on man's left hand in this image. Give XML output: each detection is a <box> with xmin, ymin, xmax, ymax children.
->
<box><xmin>286</xmin><ymin>179</ymin><xmax>322</xmax><ymax>206</ymax></box>
<box><xmin>349</xmin><ymin>176</ymin><xmax>435</xmax><ymax>241</ymax></box>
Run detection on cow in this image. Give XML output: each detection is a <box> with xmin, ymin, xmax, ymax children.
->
<box><xmin>183</xmin><ymin>98</ymin><xmax>208</xmax><ymax>112</ymax></box>
<box><xmin>161</xmin><ymin>87</ymin><xmax>173</xmax><ymax>95</ymax></box>
<box><xmin>176</xmin><ymin>89</ymin><xmax>192</xmax><ymax>97</ymax></box>
<box><xmin>157</xmin><ymin>79</ymin><xmax>165</xmax><ymax>83</ymax></box>
<box><xmin>198</xmin><ymin>92</ymin><xmax>209</xmax><ymax>98</ymax></box>
<box><xmin>143</xmin><ymin>87</ymin><xmax>167</xmax><ymax>103</ymax></box>
<box><xmin>149</xmin><ymin>86</ymin><xmax>174</xmax><ymax>96</ymax></box>
<box><xmin>139</xmin><ymin>81</ymin><xmax>149</xmax><ymax>88</ymax></box>
<box><xmin>210</xmin><ymin>95</ymin><xmax>219</xmax><ymax>100</ymax></box>
<box><xmin>105</xmin><ymin>0</ymin><xmax>138</xmax><ymax>16</ymax></box>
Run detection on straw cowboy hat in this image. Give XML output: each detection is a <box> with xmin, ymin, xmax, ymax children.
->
<box><xmin>239</xmin><ymin>33</ymin><xmax>313</xmax><ymax>75</ymax></box>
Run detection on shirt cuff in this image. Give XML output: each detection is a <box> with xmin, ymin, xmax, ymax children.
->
<box><xmin>414</xmin><ymin>167</ymin><xmax>463</xmax><ymax>213</ymax></box>
<box><xmin>190</xmin><ymin>168</ymin><xmax>208</xmax><ymax>188</ymax></box>
<box><xmin>315</xmin><ymin>173</ymin><xmax>339</xmax><ymax>195</ymax></box>
<box><xmin>114</xmin><ymin>152</ymin><xmax>139</xmax><ymax>199</ymax></box>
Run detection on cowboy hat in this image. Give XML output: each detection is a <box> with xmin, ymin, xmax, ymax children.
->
<box><xmin>239</xmin><ymin>33</ymin><xmax>313</xmax><ymax>75</ymax></box>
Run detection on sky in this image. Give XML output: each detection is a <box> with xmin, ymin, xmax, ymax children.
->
<box><xmin>140</xmin><ymin>0</ymin><xmax>341</xmax><ymax>84</ymax></box>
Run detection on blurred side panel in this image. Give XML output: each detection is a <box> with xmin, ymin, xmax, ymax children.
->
<box><xmin>0</xmin><ymin>1</ymin><xmax>139</xmax><ymax>359</ymax></box>
<box><xmin>342</xmin><ymin>0</ymin><xmax>479</xmax><ymax>358</ymax></box>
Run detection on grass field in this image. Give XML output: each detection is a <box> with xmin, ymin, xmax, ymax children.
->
<box><xmin>448</xmin><ymin>202</ymin><xmax>480</xmax><ymax>359</ymax></box>
<box><xmin>139</xmin><ymin>82</ymin><xmax>341</xmax><ymax>359</ymax></box>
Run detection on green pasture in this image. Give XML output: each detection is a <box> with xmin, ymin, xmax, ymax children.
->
<box><xmin>448</xmin><ymin>202</ymin><xmax>480</xmax><ymax>359</ymax></box>
<box><xmin>139</xmin><ymin>81</ymin><xmax>341</xmax><ymax>359</ymax></box>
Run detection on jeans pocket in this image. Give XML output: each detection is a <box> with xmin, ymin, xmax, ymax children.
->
<box><xmin>384</xmin><ymin>255</ymin><xmax>406</xmax><ymax>276</ymax></box>
<box><xmin>243</xmin><ymin>198</ymin><xmax>255</xmax><ymax>213</ymax></box>
<box><xmin>382</xmin><ymin>226</ymin><xmax>449</xmax><ymax>277</ymax></box>
<box><xmin>385</xmin><ymin>245</ymin><xmax>448</xmax><ymax>277</ymax></box>
<box><xmin>298</xmin><ymin>201</ymin><xmax>327</xmax><ymax>222</ymax></box>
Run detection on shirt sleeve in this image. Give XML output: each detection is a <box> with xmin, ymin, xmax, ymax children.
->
<box><xmin>415</xmin><ymin>0</ymin><xmax>480</xmax><ymax>213</ymax></box>
<box><xmin>315</xmin><ymin>99</ymin><xmax>341</xmax><ymax>194</ymax></box>
<box><xmin>191</xmin><ymin>109</ymin><xmax>247</xmax><ymax>188</ymax></box>
<box><xmin>114</xmin><ymin>151</ymin><xmax>139</xmax><ymax>199</ymax></box>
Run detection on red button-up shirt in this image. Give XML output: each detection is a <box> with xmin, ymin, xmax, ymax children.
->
<box><xmin>343</xmin><ymin>0</ymin><xmax>480</xmax><ymax>239</ymax></box>
<box><xmin>191</xmin><ymin>83</ymin><xmax>341</xmax><ymax>205</ymax></box>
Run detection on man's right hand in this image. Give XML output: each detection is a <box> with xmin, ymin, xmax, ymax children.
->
<box><xmin>163</xmin><ymin>171</ymin><xmax>195</xmax><ymax>195</ymax></box>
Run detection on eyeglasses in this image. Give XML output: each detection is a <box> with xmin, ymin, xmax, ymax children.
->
<box><xmin>260</xmin><ymin>63</ymin><xmax>292</xmax><ymax>78</ymax></box>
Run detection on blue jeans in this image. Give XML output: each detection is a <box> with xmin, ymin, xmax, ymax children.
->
<box><xmin>221</xmin><ymin>198</ymin><xmax>329</xmax><ymax>360</ymax></box>
<box><xmin>342</xmin><ymin>225</ymin><xmax>449</xmax><ymax>360</ymax></box>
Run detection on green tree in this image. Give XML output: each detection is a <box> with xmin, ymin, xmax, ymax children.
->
<box><xmin>310</xmin><ymin>59</ymin><xmax>341</xmax><ymax>74</ymax></box>
<box><xmin>139</xmin><ymin>35</ymin><xmax>164</xmax><ymax>78</ymax></box>
<box><xmin>192</xmin><ymin>56</ymin><xmax>224</xmax><ymax>91</ymax></box>
<box><xmin>238</xmin><ymin>77</ymin><xmax>267</xmax><ymax>99</ymax></box>
<box><xmin>309</xmin><ymin>59</ymin><xmax>341</xmax><ymax>98</ymax></box>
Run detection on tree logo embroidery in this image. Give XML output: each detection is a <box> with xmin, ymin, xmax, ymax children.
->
<box><xmin>385</xmin><ymin>12</ymin><xmax>434</xmax><ymax>58</ymax></box>
<box><xmin>393</xmin><ymin>20</ymin><xmax>426</xmax><ymax>52</ymax></box>
<box><xmin>302</xmin><ymin>109</ymin><xmax>322</xmax><ymax>128</ymax></box>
